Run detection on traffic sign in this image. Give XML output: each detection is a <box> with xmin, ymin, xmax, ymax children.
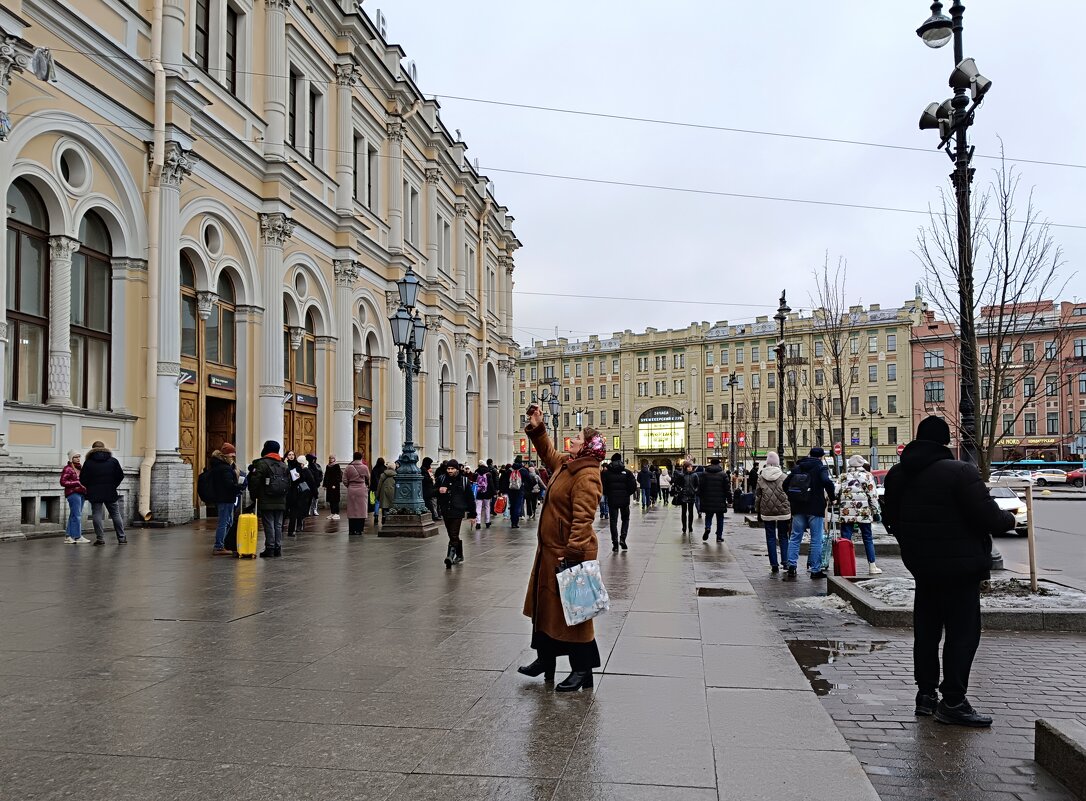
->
<box><xmin>833</xmin><ymin>442</ymin><xmax>842</xmax><ymax>456</ymax></box>
<box><xmin>897</xmin><ymin>443</ymin><xmax>905</xmax><ymax>456</ymax></box>
<box><xmin>738</xmin><ymin>431</ymin><xmax>746</xmax><ymax>447</ymax></box>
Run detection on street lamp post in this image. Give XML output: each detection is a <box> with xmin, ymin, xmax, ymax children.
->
<box><xmin>726</xmin><ymin>371</ymin><xmax>739</xmax><ymax>474</ymax></box>
<box><xmin>572</xmin><ymin>406</ymin><xmax>588</xmax><ymax>431</ymax></box>
<box><xmin>774</xmin><ymin>291</ymin><xmax>790</xmax><ymax>462</ymax></box>
<box><xmin>384</xmin><ymin>269</ymin><xmax>438</xmax><ymax>538</ymax></box>
<box><xmin>915</xmin><ymin>1</ymin><xmax>999</xmax><ymax>568</ymax></box>
<box><xmin>540</xmin><ymin>378</ymin><xmax>561</xmax><ymax>446</ymax></box>
<box><xmin>680</xmin><ymin>407</ymin><xmax>697</xmax><ymax>462</ymax></box>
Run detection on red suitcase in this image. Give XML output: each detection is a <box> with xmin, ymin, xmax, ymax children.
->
<box><xmin>832</xmin><ymin>537</ymin><xmax>857</xmax><ymax>577</ymax></box>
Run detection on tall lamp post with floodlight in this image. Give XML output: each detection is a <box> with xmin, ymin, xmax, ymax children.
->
<box><xmin>680</xmin><ymin>407</ymin><xmax>697</xmax><ymax>462</ymax></box>
<box><xmin>384</xmin><ymin>269</ymin><xmax>438</xmax><ymax>537</ymax></box>
<box><xmin>915</xmin><ymin>1</ymin><xmax>1000</xmax><ymax>568</ymax></box>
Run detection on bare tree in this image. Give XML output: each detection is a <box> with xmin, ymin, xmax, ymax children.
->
<box><xmin>917</xmin><ymin>155</ymin><xmax>1068</xmax><ymax>478</ymax></box>
<box><xmin>811</xmin><ymin>254</ymin><xmax>863</xmax><ymax>472</ymax></box>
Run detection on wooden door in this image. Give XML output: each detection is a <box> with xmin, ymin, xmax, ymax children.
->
<box><xmin>356</xmin><ymin>421</ymin><xmax>371</xmax><ymax>464</ymax></box>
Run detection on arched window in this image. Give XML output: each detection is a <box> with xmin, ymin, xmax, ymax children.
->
<box><xmin>180</xmin><ymin>254</ymin><xmax>198</xmax><ymax>358</ymax></box>
<box><xmin>207</xmin><ymin>272</ymin><xmax>236</xmax><ymax>367</ymax></box>
<box><xmin>296</xmin><ymin>309</ymin><xmax>316</xmax><ymax>386</ymax></box>
<box><xmin>5</xmin><ymin>179</ymin><xmax>49</xmax><ymax>404</ymax></box>
<box><xmin>71</xmin><ymin>211</ymin><xmax>112</xmax><ymax>410</ymax></box>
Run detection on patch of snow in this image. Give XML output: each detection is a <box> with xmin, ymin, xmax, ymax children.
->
<box><xmin>791</xmin><ymin>594</ymin><xmax>856</xmax><ymax>615</ymax></box>
<box><xmin>857</xmin><ymin>577</ymin><xmax>1086</xmax><ymax>610</ymax></box>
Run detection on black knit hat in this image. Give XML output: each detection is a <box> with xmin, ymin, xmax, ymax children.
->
<box><xmin>611</xmin><ymin>453</ymin><xmax>623</xmax><ymax>462</ymax></box>
<box><xmin>917</xmin><ymin>415</ymin><xmax>951</xmax><ymax>445</ymax></box>
<box><xmin>261</xmin><ymin>440</ymin><xmax>280</xmax><ymax>456</ymax></box>
<box><xmin>809</xmin><ymin>447</ymin><xmax>826</xmax><ymax>458</ymax></box>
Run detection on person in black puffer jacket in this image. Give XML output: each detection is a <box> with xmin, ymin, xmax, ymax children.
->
<box><xmin>883</xmin><ymin>415</ymin><xmax>1013</xmax><ymax>728</ymax></box>
<box><xmin>601</xmin><ymin>454</ymin><xmax>637</xmax><ymax>550</ymax></box>
<box><xmin>697</xmin><ymin>458</ymin><xmax>732</xmax><ymax>542</ymax></box>
<box><xmin>672</xmin><ymin>462</ymin><xmax>699</xmax><ymax>536</ymax></box>
<box><xmin>80</xmin><ymin>441</ymin><xmax>127</xmax><ymax>545</ymax></box>
<box><xmin>437</xmin><ymin>460</ymin><xmax>475</xmax><ymax>567</ymax></box>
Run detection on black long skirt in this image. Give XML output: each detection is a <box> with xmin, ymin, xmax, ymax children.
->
<box><xmin>531</xmin><ymin>631</ymin><xmax>601</xmax><ymax>671</ymax></box>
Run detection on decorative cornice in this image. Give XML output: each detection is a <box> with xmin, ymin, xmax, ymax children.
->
<box><xmin>454</xmin><ymin>333</ymin><xmax>470</xmax><ymax>350</ymax></box>
<box><xmin>387</xmin><ymin>121</ymin><xmax>405</xmax><ymax>143</ymax></box>
<box><xmin>314</xmin><ymin>335</ymin><xmax>336</xmax><ymax>347</ymax></box>
<box><xmin>288</xmin><ymin>326</ymin><xmax>303</xmax><ymax>351</ymax></box>
<box><xmin>265</xmin><ymin>0</ymin><xmax>291</xmax><ymax>10</ymax></box>
<box><xmin>333</xmin><ymin>259</ymin><xmax>360</xmax><ymax>288</ymax></box>
<box><xmin>196</xmin><ymin>290</ymin><xmax>217</xmax><ymax>321</ymax></box>
<box><xmin>482</xmin><ymin>228</ymin><xmax>492</xmax><ymax>244</ymax></box>
<box><xmin>147</xmin><ymin>141</ymin><xmax>198</xmax><ymax>188</ymax></box>
<box><xmin>425</xmin><ymin>314</ymin><xmax>444</xmax><ymax>331</ymax></box>
<box><xmin>259</xmin><ymin>384</ymin><xmax>286</xmax><ymax>397</ymax></box>
<box><xmin>48</xmin><ymin>235</ymin><xmax>80</xmax><ymax>261</ymax></box>
<box><xmin>0</xmin><ymin>37</ymin><xmax>25</xmax><ymax>90</ymax></box>
<box><xmin>259</xmin><ymin>212</ymin><xmax>296</xmax><ymax>247</ymax></box>
<box><xmin>353</xmin><ymin>353</ymin><xmax>366</xmax><ymax>374</ymax></box>
<box><xmin>335</xmin><ymin>63</ymin><xmax>359</xmax><ymax>87</ymax></box>
<box><xmin>425</xmin><ymin>167</ymin><xmax>442</xmax><ymax>185</ymax></box>
<box><xmin>385</xmin><ymin>290</ymin><xmax>400</xmax><ymax>316</ymax></box>
<box><xmin>157</xmin><ymin>361</ymin><xmax>181</xmax><ymax>376</ymax></box>
<box><xmin>334</xmin><ymin>400</ymin><xmax>356</xmax><ymax>412</ymax></box>
<box><xmin>111</xmin><ymin>257</ymin><xmax>148</xmax><ymax>274</ymax></box>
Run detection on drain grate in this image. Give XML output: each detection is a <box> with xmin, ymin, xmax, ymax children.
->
<box><xmin>695</xmin><ymin>586</ymin><xmax>750</xmax><ymax>597</ymax></box>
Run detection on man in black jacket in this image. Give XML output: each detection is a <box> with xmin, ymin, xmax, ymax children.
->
<box><xmin>436</xmin><ymin>460</ymin><xmax>475</xmax><ymax>567</ymax></box>
<box><xmin>601</xmin><ymin>454</ymin><xmax>637</xmax><ymax>551</ymax></box>
<box><xmin>697</xmin><ymin>458</ymin><xmax>732</xmax><ymax>542</ymax></box>
<box><xmin>782</xmin><ymin>447</ymin><xmax>836</xmax><ymax>579</ymax></box>
<box><xmin>80</xmin><ymin>441</ymin><xmax>127</xmax><ymax>545</ymax></box>
<box><xmin>883</xmin><ymin>416</ymin><xmax>1014</xmax><ymax>728</ymax></box>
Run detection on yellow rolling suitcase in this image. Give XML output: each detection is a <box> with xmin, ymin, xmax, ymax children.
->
<box><xmin>235</xmin><ymin>513</ymin><xmax>258</xmax><ymax>559</ymax></box>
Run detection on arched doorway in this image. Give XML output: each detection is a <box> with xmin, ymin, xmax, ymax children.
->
<box><xmin>487</xmin><ymin>362</ymin><xmax>500</xmax><ymax>460</ymax></box>
<box><xmin>283</xmin><ymin>307</ymin><xmax>317</xmax><ymax>455</ymax></box>
<box><xmin>179</xmin><ymin>255</ymin><xmax>238</xmax><ymax>514</ymax></box>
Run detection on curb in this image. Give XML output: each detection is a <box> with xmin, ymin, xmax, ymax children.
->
<box><xmin>1036</xmin><ymin>718</ymin><xmax>1086</xmax><ymax>800</ymax></box>
<box><xmin>827</xmin><ymin>575</ymin><xmax>1086</xmax><ymax>632</ymax></box>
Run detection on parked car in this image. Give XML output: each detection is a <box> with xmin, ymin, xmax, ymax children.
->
<box><xmin>1031</xmin><ymin>468</ymin><xmax>1067</xmax><ymax>486</ymax></box>
<box><xmin>990</xmin><ymin>469</ymin><xmax>1036</xmax><ymax>485</ymax></box>
<box><xmin>1067</xmin><ymin>468</ymin><xmax>1085</xmax><ymax>488</ymax></box>
<box><xmin>987</xmin><ymin>486</ymin><xmax>1028</xmax><ymax>535</ymax></box>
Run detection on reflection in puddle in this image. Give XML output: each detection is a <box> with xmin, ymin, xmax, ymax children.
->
<box><xmin>786</xmin><ymin>639</ymin><xmax>889</xmax><ymax>696</ymax></box>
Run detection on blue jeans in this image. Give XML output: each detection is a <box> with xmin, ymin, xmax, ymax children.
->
<box><xmin>841</xmin><ymin>522</ymin><xmax>876</xmax><ymax>564</ymax></box>
<box><xmin>788</xmin><ymin>514</ymin><xmax>825</xmax><ymax>572</ymax></box>
<box><xmin>66</xmin><ymin>494</ymin><xmax>84</xmax><ymax>539</ymax></box>
<box><xmin>641</xmin><ymin>487</ymin><xmax>651</xmax><ymax>507</ymax></box>
<box><xmin>703</xmin><ymin>510</ymin><xmax>724</xmax><ymax>538</ymax></box>
<box><xmin>763</xmin><ymin>520</ymin><xmax>790</xmax><ymax>567</ymax></box>
<box><xmin>599</xmin><ymin>496</ymin><xmax>609</xmax><ymax>518</ymax></box>
<box><xmin>509</xmin><ymin>491</ymin><xmax>525</xmax><ymax>525</ymax></box>
<box><xmin>214</xmin><ymin>502</ymin><xmax>234</xmax><ymax>549</ymax></box>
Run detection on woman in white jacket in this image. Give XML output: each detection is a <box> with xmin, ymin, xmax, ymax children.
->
<box><xmin>836</xmin><ymin>455</ymin><xmax>883</xmax><ymax>575</ymax></box>
<box><xmin>658</xmin><ymin>467</ymin><xmax>672</xmax><ymax>504</ymax></box>
<box><xmin>754</xmin><ymin>452</ymin><xmax>791</xmax><ymax>573</ymax></box>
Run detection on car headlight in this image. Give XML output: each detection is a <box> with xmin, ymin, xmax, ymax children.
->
<box><xmin>1015</xmin><ymin>507</ymin><xmax>1026</xmax><ymax>515</ymax></box>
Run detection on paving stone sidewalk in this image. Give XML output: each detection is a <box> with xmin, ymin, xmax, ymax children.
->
<box><xmin>1</xmin><ymin>506</ymin><xmax>878</xmax><ymax>800</ymax></box>
<box><xmin>722</xmin><ymin>513</ymin><xmax>1086</xmax><ymax>801</ymax></box>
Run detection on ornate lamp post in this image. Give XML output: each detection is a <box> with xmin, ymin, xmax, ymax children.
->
<box><xmin>726</xmin><ymin>371</ymin><xmax>739</xmax><ymax>474</ymax></box>
<box><xmin>383</xmin><ymin>269</ymin><xmax>438</xmax><ymax>537</ymax></box>
<box><xmin>540</xmin><ymin>378</ymin><xmax>561</xmax><ymax>446</ymax></box>
<box><xmin>774</xmin><ymin>291</ymin><xmax>790</xmax><ymax>461</ymax></box>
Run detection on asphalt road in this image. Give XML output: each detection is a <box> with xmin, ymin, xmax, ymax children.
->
<box><xmin>995</xmin><ymin>495</ymin><xmax>1086</xmax><ymax>591</ymax></box>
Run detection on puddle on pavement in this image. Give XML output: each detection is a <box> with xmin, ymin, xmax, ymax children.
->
<box><xmin>786</xmin><ymin>639</ymin><xmax>889</xmax><ymax>696</ymax></box>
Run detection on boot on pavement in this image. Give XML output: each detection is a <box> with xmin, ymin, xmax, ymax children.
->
<box><xmin>934</xmin><ymin>698</ymin><xmax>992</xmax><ymax>727</ymax></box>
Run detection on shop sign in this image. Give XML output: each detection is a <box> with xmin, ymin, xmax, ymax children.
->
<box><xmin>208</xmin><ymin>374</ymin><xmax>235</xmax><ymax>391</ymax></box>
<box><xmin>294</xmin><ymin>393</ymin><xmax>319</xmax><ymax>407</ymax></box>
<box><xmin>638</xmin><ymin>406</ymin><xmax>683</xmax><ymax>424</ymax></box>
<box><xmin>1001</xmin><ymin>437</ymin><xmax>1060</xmax><ymax>447</ymax></box>
<box><xmin>519</xmin><ymin>438</ymin><xmax>528</xmax><ymax>454</ymax></box>
<box><xmin>706</xmin><ymin>432</ymin><xmax>716</xmax><ymax>448</ymax></box>
<box><xmin>738</xmin><ymin>431</ymin><xmax>746</xmax><ymax>447</ymax></box>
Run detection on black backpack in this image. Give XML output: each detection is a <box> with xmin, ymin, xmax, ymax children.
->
<box><xmin>197</xmin><ymin>467</ymin><xmax>215</xmax><ymax>504</ymax></box>
<box><xmin>787</xmin><ymin>468</ymin><xmax>813</xmax><ymax>504</ymax></box>
<box><xmin>263</xmin><ymin>458</ymin><xmax>291</xmax><ymax>499</ymax></box>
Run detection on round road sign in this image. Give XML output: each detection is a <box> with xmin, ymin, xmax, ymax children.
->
<box><xmin>897</xmin><ymin>443</ymin><xmax>905</xmax><ymax>456</ymax></box>
<box><xmin>833</xmin><ymin>442</ymin><xmax>842</xmax><ymax>456</ymax></box>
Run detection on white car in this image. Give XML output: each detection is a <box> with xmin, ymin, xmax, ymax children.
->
<box><xmin>990</xmin><ymin>469</ymin><xmax>1036</xmax><ymax>485</ymax></box>
<box><xmin>988</xmin><ymin>486</ymin><xmax>1028</xmax><ymax>535</ymax></box>
<box><xmin>1031</xmin><ymin>468</ymin><xmax>1067</xmax><ymax>486</ymax></box>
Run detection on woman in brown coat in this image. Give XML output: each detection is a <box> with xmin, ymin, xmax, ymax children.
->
<box><xmin>343</xmin><ymin>452</ymin><xmax>370</xmax><ymax>536</ymax></box>
<box><xmin>518</xmin><ymin>406</ymin><xmax>605</xmax><ymax>692</ymax></box>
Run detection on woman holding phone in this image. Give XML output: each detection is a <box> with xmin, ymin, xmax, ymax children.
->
<box><xmin>518</xmin><ymin>404</ymin><xmax>604</xmax><ymax>692</ymax></box>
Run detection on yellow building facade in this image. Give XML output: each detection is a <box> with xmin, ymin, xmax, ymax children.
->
<box><xmin>515</xmin><ymin>297</ymin><xmax>925</xmax><ymax>470</ymax></box>
<box><xmin>0</xmin><ymin>0</ymin><xmax>519</xmax><ymax>533</ymax></box>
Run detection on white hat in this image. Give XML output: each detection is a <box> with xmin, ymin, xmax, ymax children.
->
<box><xmin>68</xmin><ymin>450</ymin><xmax>80</xmax><ymax>460</ymax></box>
<box><xmin>848</xmin><ymin>454</ymin><xmax>867</xmax><ymax>468</ymax></box>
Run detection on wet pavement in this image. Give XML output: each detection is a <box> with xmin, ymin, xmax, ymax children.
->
<box><xmin>0</xmin><ymin>507</ymin><xmax>879</xmax><ymax>800</ymax></box>
<box><xmin>726</xmin><ymin>516</ymin><xmax>1086</xmax><ymax>801</ymax></box>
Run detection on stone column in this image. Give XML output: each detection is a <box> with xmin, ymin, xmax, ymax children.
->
<box><xmin>234</xmin><ymin>305</ymin><xmax>262</xmax><ymax>462</ymax></box>
<box><xmin>500</xmin><ymin>255</ymin><xmax>515</xmax><ymax>338</ymax></box>
<box><xmin>454</xmin><ymin>203</ymin><xmax>468</xmax><ymax>303</ymax></box>
<box><xmin>109</xmin><ymin>258</ymin><xmax>147</xmax><ymax>414</ymax></box>
<box><xmin>258</xmin><ymin>212</ymin><xmax>295</xmax><ymax>448</ymax></box>
<box><xmin>422</xmin><ymin>320</ymin><xmax>442</xmax><ymax>454</ymax></box>
<box><xmin>332</xmin><ymin>259</ymin><xmax>359</xmax><ymax>456</ymax></box>
<box><xmin>315</xmin><ymin>335</ymin><xmax>334</xmax><ymax>458</ymax></box>
<box><xmin>46</xmin><ymin>236</ymin><xmax>79</xmax><ymax>406</ymax></box>
<box><xmin>424</xmin><ymin>166</ymin><xmax>440</xmax><ymax>280</ymax></box>
<box><xmin>334</xmin><ymin>65</ymin><xmax>356</xmax><ymax>215</ymax></box>
<box><xmin>263</xmin><ymin>0</ymin><xmax>291</xmax><ymax>160</ymax></box>
<box><xmin>387</xmin><ymin>120</ymin><xmax>404</xmax><ymax>252</ymax></box>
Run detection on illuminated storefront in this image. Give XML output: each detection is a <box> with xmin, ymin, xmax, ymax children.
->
<box><xmin>637</xmin><ymin>407</ymin><xmax>685</xmax><ymax>453</ymax></box>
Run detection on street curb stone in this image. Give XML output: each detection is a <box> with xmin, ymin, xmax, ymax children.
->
<box><xmin>1036</xmin><ymin>718</ymin><xmax>1086</xmax><ymax>800</ymax></box>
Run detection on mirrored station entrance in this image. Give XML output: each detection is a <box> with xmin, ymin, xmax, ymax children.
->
<box><xmin>636</xmin><ymin>406</ymin><xmax>685</xmax><ymax>466</ymax></box>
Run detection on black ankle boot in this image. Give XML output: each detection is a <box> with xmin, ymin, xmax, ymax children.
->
<box><xmin>611</xmin><ymin>539</ymin><xmax>619</xmax><ymax>552</ymax></box>
<box><xmin>444</xmin><ymin>545</ymin><xmax>455</xmax><ymax>568</ymax></box>
<box><xmin>555</xmin><ymin>671</ymin><xmax>593</xmax><ymax>692</ymax></box>
<box><xmin>453</xmin><ymin>542</ymin><xmax>464</xmax><ymax>564</ymax></box>
<box><xmin>517</xmin><ymin>659</ymin><xmax>556</xmax><ymax>681</ymax></box>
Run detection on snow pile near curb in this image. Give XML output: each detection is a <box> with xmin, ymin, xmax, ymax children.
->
<box><xmin>790</xmin><ymin>594</ymin><xmax>856</xmax><ymax>615</ymax></box>
<box><xmin>858</xmin><ymin>577</ymin><xmax>1086</xmax><ymax>610</ymax></box>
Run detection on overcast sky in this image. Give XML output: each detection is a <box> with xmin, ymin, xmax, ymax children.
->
<box><xmin>383</xmin><ymin>0</ymin><xmax>1085</xmax><ymax>344</ymax></box>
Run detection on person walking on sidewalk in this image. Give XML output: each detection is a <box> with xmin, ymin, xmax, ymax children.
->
<box><xmin>376</xmin><ymin>465</ymin><xmax>397</xmax><ymax>526</ymax></box>
<box><xmin>503</xmin><ymin>456</ymin><xmax>530</xmax><ymax>528</ymax></box>
<box><xmin>207</xmin><ymin>443</ymin><xmax>240</xmax><ymax>555</ymax></box>
<box><xmin>637</xmin><ymin>462</ymin><xmax>652</xmax><ymax>509</ymax></box>
<box><xmin>251</xmin><ymin>440</ymin><xmax>290</xmax><ymax>557</ymax></box>
<box><xmin>601</xmin><ymin>453</ymin><xmax>637</xmax><ymax>551</ymax></box>
<box><xmin>80</xmin><ymin>441</ymin><xmax>128</xmax><ymax>545</ymax></box>
<box><xmin>754</xmin><ymin>451</ymin><xmax>790</xmax><ymax>573</ymax></box>
<box><xmin>60</xmin><ymin>450</ymin><xmax>90</xmax><ymax>544</ymax></box>
<box><xmin>658</xmin><ymin>466</ymin><xmax>672</xmax><ymax>504</ymax></box>
<box><xmin>323</xmin><ymin>455</ymin><xmax>342</xmax><ymax>521</ymax></box>
<box><xmin>883</xmin><ymin>415</ymin><xmax>1014</xmax><ymax>728</ymax></box>
<box><xmin>697</xmin><ymin>458</ymin><xmax>731</xmax><ymax>542</ymax></box>
<box><xmin>783</xmin><ymin>447</ymin><xmax>836</xmax><ymax>579</ymax></box>
<box><xmin>474</xmin><ymin>462</ymin><xmax>494</xmax><ymax>529</ymax></box>
<box><xmin>518</xmin><ymin>406</ymin><xmax>604</xmax><ymax>692</ymax></box>
<box><xmin>437</xmin><ymin>460</ymin><xmax>474</xmax><ymax>567</ymax></box>
<box><xmin>305</xmin><ymin>454</ymin><xmax>323</xmax><ymax>516</ymax></box>
<box><xmin>525</xmin><ymin>465</ymin><xmax>543</xmax><ymax>520</ymax></box>
<box><xmin>837</xmin><ymin>454</ymin><xmax>883</xmax><ymax>575</ymax></box>
<box><xmin>421</xmin><ymin>457</ymin><xmax>438</xmax><ymax>521</ymax></box>
<box><xmin>747</xmin><ymin>461</ymin><xmax>760</xmax><ymax>494</ymax></box>
<box><xmin>673</xmin><ymin>461</ymin><xmax>699</xmax><ymax>536</ymax></box>
<box><xmin>343</xmin><ymin>452</ymin><xmax>370</xmax><ymax>535</ymax></box>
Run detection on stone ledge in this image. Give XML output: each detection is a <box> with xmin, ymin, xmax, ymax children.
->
<box><xmin>1036</xmin><ymin>718</ymin><xmax>1086</xmax><ymax>800</ymax></box>
<box><xmin>377</xmin><ymin>512</ymin><xmax>441</xmax><ymax>538</ymax></box>
<box><xmin>828</xmin><ymin>576</ymin><xmax>1086</xmax><ymax>632</ymax></box>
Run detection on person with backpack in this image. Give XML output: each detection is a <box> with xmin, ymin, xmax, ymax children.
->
<box><xmin>474</xmin><ymin>462</ymin><xmax>494</xmax><ymax>529</ymax></box>
<box><xmin>376</xmin><ymin>464</ymin><xmax>397</xmax><ymax>525</ymax></box>
<box><xmin>305</xmin><ymin>454</ymin><xmax>323</xmax><ymax>516</ymax></box>
<box><xmin>198</xmin><ymin>443</ymin><xmax>240</xmax><ymax>556</ymax></box>
<box><xmin>697</xmin><ymin>457</ymin><xmax>732</xmax><ymax>542</ymax></box>
<box><xmin>437</xmin><ymin>459</ymin><xmax>475</xmax><ymax>566</ymax></box>
<box><xmin>249</xmin><ymin>440</ymin><xmax>290</xmax><ymax>557</ymax></box>
<box><xmin>322</xmin><ymin>455</ymin><xmax>342</xmax><ymax>521</ymax></box>
<box><xmin>782</xmin><ymin>447</ymin><xmax>837</xmax><ymax>579</ymax></box>
<box><xmin>343</xmin><ymin>452</ymin><xmax>370</xmax><ymax>535</ymax></box>
<box><xmin>837</xmin><ymin>454</ymin><xmax>883</xmax><ymax>575</ymax></box>
<box><xmin>883</xmin><ymin>416</ymin><xmax>1014</xmax><ymax>727</ymax></box>
<box><xmin>754</xmin><ymin>451</ymin><xmax>790</xmax><ymax>573</ymax></box>
<box><xmin>601</xmin><ymin>453</ymin><xmax>638</xmax><ymax>550</ymax></box>
<box><xmin>673</xmin><ymin>461</ymin><xmax>699</xmax><ymax>536</ymax></box>
<box><xmin>284</xmin><ymin>451</ymin><xmax>314</xmax><ymax>538</ymax></box>
<box><xmin>505</xmin><ymin>456</ymin><xmax>530</xmax><ymax>529</ymax></box>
